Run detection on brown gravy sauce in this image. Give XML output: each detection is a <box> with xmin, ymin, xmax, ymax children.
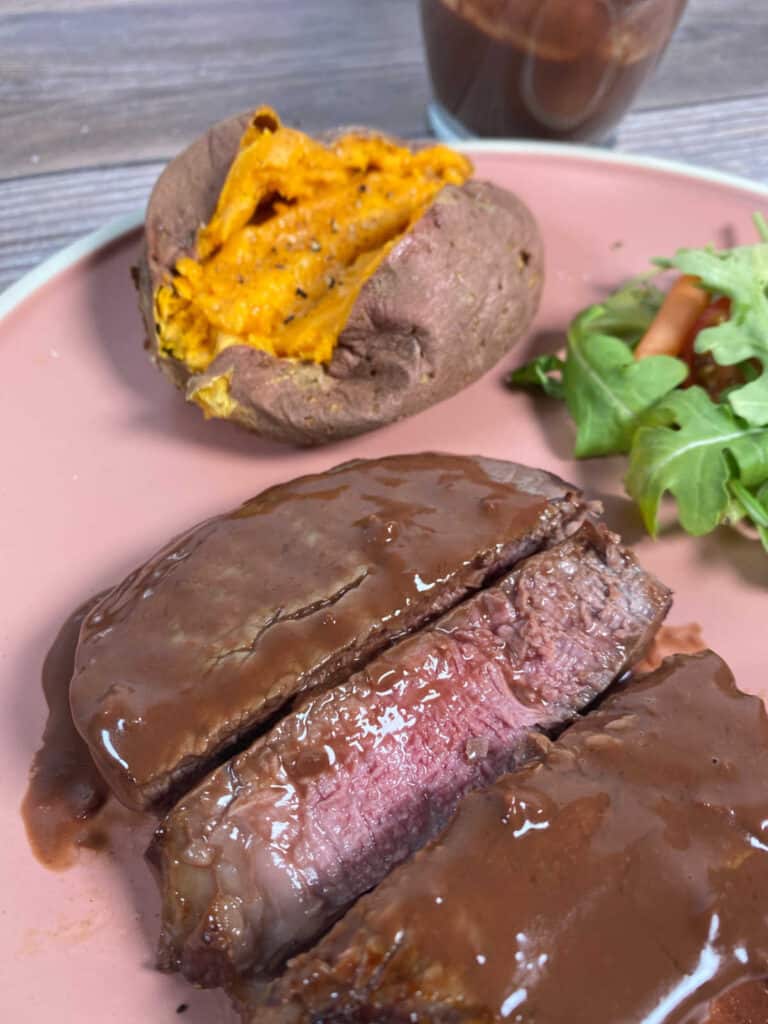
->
<box><xmin>70</xmin><ymin>454</ymin><xmax>577</xmax><ymax>811</ymax></box>
<box><xmin>22</xmin><ymin>600</ymin><xmax>692</xmax><ymax>872</ymax></box>
<box><xmin>22</xmin><ymin>596</ymin><xmax>112</xmax><ymax>869</ymax></box>
<box><xmin>270</xmin><ymin>652</ymin><xmax>768</xmax><ymax>1023</ymax></box>
<box><xmin>635</xmin><ymin>621</ymin><xmax>707</xmax><ymax>674</ymax></box>
<box><xmin>708</xmin><ymin>978</ymin><xmax>768</xmax><ymax>1023</ymax></box>
<box><xmin>19</xmin><ymin>600</ymin><xmax>764</xmax><ymax>1020</ymax></box>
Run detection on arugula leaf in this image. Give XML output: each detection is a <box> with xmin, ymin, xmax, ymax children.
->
<box><xmin>663</xmin><ymin>229</ymin><xmax>768</xmax><ymax>426</ymax></box>
<box><xmin>758</xmin><ymin>481</ymin><xmax>768</xmax><ymax>551</ymax></box>
<box><xmin>507</xmin><ymin>279</ymin><xmax>664</xmax><ymax>403</ymax></box>
<box><xmin>729</xmin><ymin>479</ymin><xmax>768</xmax><ymax>528</ymax></box>
<box><xmin>626</xmin><ymin>387</ymin><xmax>768</xmax><ymax>536</ymax></box>
<box><xmin>574</xmin><ymin>278</ymin><xmax>665</xmax><ymax>346</ymax></box>
<box><xmin>507</xmin><ymin>281</ymin><xmax>680</xmax><ymax>456</ymax></box>
<box><xmin>507</xmin><ymin>353</ymin><xmax>565</xmax><ymax>399</ymax></box>
<box><xmin>564</xmin><ymin>308</ymin><xmax>687</xmax><ymax>457</ymax></box>
<box><xmin>507</xmin><ymin>217</ymin><xmax>768</xmax><ymax>553</ymax></box>
<box><xmin>730</xmin><ymin>479</ymin><xmax>768</xmax><ymax>552</ymax></box>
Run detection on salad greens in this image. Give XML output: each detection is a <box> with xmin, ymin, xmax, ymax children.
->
<box><xmin>626</xmin><ymin>387</ymin><xmax>768</xmax><ymax>537</ymax></box>
<box><xmin>562</xmin><ymin>305</ymin><xmax>687</xmax><ymax>457</ymax></box>
<box><xmin>508</xmin><ymin>215</ymin><xmax>768</xmax><ymax>551</ymax></box>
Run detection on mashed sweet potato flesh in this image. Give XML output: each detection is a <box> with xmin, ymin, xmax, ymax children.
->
<box><xmin>155</xmin><ymin>109</ymin><xmax>472</xmax><ymax>371</ymax></box>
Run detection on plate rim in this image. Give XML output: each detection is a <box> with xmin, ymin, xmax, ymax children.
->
<box><xmin>2</xmin><ymin>140</ymin><xmax>767</xmax><ymax>323</ymax></box>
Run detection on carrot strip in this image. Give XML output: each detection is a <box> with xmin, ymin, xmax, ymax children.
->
<box><xmin>635</xmin><ymin>274</ymin><xmax>711</xmax><ymax>360</ymax></box>
<box><xmin>680</xmin><ymin>295</ymin><xmax>731</xmax><ymax>386</ymax></box>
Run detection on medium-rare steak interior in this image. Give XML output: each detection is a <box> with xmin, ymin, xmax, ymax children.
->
<box><xmin>62</xmin><ymin>452</ymin><xmax>706</xmax><ymax>1020</ymax></box>
<box><xmin>151</xmin><ymin>522</ymin><xmax>669</xmax><ymax>986</ymax></box>
<box><xmin>70</xmin><ymin>454</ymin><xmax>590</xmax><ymax>810</ymax></box>
<box><xmin>259</xmin><ymin>651</ymin><xmax>768</xmax><ymax>1024</ymax></box>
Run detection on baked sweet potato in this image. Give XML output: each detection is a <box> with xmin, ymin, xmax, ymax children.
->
<box><xmin>137</xmin><ymin>108</ymin><xmax>544</xmax><ymax>445</ymax></box>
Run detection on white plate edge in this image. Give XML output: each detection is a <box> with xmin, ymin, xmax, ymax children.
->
<box><xmin>455</xmin><ymin>139</ymin><xmax>768</xmax><ymax>196</ymax></box>
<box><xmin>1</xmin><ymin>142</ymin><xmax>767</xmax><ymax>324</ymax></box>
<box><xmin>0</xmin><ymin>209</ymin><xmax>145</xmax><ymax>322</ymax></box>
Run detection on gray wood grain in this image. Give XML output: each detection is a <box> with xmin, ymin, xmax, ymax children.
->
<box><xmin>617</xmin><ymin>93</ymin><xmax>768</xmax><ymax>181</ymax></box>
<box><xmin>0</xmin><ymin>162</ymin><xmax>160</xmax><ymax>290</ymax></box>
<box><xmin>3</xmin><ymin>90</ymin><xmax>767</xmax><ymax>295</ymax></box>
<box><xmin>1</xmin><ymin>0</ymin><xmax>767</xmax><ymax>293</ymax></box>
<box><xmin>0</xmin><ymin>0</ymin><xmax>765</xmax><ymax>179</ymax></box>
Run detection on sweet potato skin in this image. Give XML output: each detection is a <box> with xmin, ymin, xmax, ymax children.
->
<box><xmin>137</xmin><ymin>112</ymin><xmax>544</xmax><ymax>445</ymax></box>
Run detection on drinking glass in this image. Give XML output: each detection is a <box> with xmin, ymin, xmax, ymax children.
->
<box><xmin>421</xmin><ymin>0</ymin><xmax>688</xmax><ymax>143</ymax></box>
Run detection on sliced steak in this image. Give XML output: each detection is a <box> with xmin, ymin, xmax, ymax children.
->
<box><xmin>708</xmin><ymin>981</ymin><xmax>768</xmax><ymax>1024</ymax></box>
<box><xmin>71</xmin><ymin>454</ymin><xmax>587</xmax><ymax>810</ymax></box>
<box><xmin>150</xmin><ymin>523</ymin><xmax>669</xmax><ymax>987</ymax></box>
<box><xmin>260</xmin><ymin>652</ymin><xmax>768</xmax><ymax>1024</ymax></box>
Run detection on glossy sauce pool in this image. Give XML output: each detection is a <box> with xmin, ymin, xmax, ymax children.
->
<box><xmin>21</xmin><ymin>598</ymin><xmax>111</xmax><ymax>869</ymax></box>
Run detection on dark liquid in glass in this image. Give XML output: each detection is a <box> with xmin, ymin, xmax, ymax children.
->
<box><xmin>421</xmin><ymin>0</ymin><xmax>687</xmax><ymax>142</ymax></box>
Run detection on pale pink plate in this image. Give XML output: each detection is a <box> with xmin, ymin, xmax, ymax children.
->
<box><xmin>2</xmin><ymin>143</ymin><xmax>767</xmax><ymax>1020</ymax></box>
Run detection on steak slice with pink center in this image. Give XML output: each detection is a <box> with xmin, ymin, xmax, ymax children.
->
<box><xmin>149</xmin><ymin>523</ymin><xmax>669</xmax><ymax>987</ymax></box>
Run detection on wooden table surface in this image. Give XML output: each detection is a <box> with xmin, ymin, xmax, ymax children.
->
<box><xmin>2</xmin><ymin>0</ymin><xmax>767</xmax><ymax>293</ymax></box>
